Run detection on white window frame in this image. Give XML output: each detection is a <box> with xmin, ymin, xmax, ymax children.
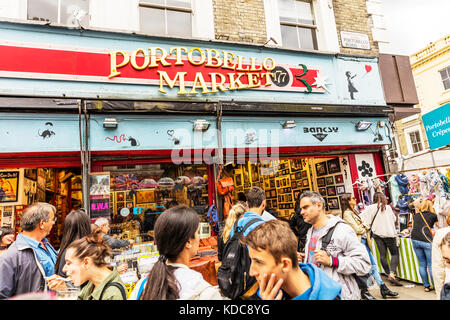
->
<box><xmin>137</xmin><ymin>0</ymin><xmax>213</xmax><ymax>39</ymax></box>
<box><xmin>404</xmin><ymin>126</ymin><xmax>424</xmax><ymax>154</ymax></box>
<box><xmin>386</xmin><ymin>135</ymin><xmax>399</xmax><ymax>159</ymax></box>
<box><xmin>439</xmin><ymin>66</ymin><xmax>450</xmax><ymax>91</ymax></box>
<box><xmin>266</xmin><ymin>0</ymin><xmax>339</xmax><ymax>52</ymax></box>
<box><xmin>26</xmin><ymin>0</ymin><xmax>90</xmax><ymax>26</ymax></box>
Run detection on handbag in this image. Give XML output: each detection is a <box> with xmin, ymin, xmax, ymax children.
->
<box><xmin>216</xmin><ymin>166</ymin><xmax>234</xmax><ymax>196</ymax></box>
<box><xmin>419</xmin><ymin>211</ymin><xmax>435</xmax><ymax>242</ymax></box>
<box><xmin>368</xmin><ymin>205</ymin><xmax>381</xmax><ymax>239</ymax></box>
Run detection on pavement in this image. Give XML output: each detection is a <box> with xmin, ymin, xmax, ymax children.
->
<box><xmin>367</xmin><ymin>275</ymin><xmax>438</xmax><ymax>300</ymax></box>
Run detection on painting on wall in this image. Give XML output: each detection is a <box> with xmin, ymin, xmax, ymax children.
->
<box><xmin>0</xmin><ymin>171</ymin><xmax>19</xmax><ymax>203</ymax></box>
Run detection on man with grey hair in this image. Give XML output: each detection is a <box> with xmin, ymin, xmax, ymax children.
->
<box><xmin>299</xmin><ymin>191</ymin><xmax>371</xmax><ymax>300</ymax></box>
<box><xmin>94</xmin><ymin>217</ymin><xmax>134</xmax><ymax>249</ymax></box>
<box><xmin>0</xmin><ymin>202</ymin><xmax>58</xmax><ymax>299</ymax></box>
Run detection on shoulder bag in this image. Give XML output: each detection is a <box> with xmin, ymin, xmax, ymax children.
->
<box><xmin>418</xmin><ymin>211</ymin><xmax>435</xmax><ymax>242</ymax></box>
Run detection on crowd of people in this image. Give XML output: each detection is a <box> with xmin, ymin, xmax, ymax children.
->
<box><xmin>0</xmin><ymin>185</ymin><xmax>449</xmax><ymax>301</ymax></box>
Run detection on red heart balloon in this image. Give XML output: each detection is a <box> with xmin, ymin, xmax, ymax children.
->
<box><xmin>365</xmin><ymin>65</ymin><xmax>372</xmax><ymax>73</ymax></box>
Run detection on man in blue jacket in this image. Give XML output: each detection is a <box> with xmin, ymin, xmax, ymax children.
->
<box><xmin>0</xmin><ymin>202</ymin><xmax>58</xmax><ymax>299</ymax></box>
<box><xmin>242</xmin><ymin>219</ymin><xmax>341</xmax><ymax>300</ymax></box>
<box><xmin>229</xmin><ymin>187</ymin><xmax>266</xmax><ymax>239</ymax></box>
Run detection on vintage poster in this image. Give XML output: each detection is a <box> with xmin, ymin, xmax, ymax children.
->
<box><xmin>1</xmin><ymin>206</ymin><xmax>14</xmax><ymax>227</ymax></box>
<box><xmin>0</xmin><ymin>171</ymin><xmax>19</xmax><ymax>203</ymax></box>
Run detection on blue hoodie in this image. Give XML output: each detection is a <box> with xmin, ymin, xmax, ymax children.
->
<box><xmin>257</xmin><ymin>263</ymin><xmax>342</xmax><ymax>300</ymax></box>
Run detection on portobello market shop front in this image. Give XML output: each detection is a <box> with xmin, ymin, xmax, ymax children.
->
<box><xmin>0</xmin><ymin>21</ymin><xmax>392</xmax><ymax>254</ymax></box>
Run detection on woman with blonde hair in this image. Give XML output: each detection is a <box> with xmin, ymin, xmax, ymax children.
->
<box><xmin>411</xmin><ymin>199</ymin><xmax>438</xmax><ymax>292</ymax></box>
<box><xmin>217</xmin><ymin>201</ymin><xmax>248</xmax><ymax>261</ymax></box>
<box><xmin>361</xmin><ymin>192</ymin><xmax>402</xmax><ymax>286</ymax></box>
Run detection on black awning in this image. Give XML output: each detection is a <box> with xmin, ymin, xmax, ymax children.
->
<box><xmin>0</xmin><ymin>96</ymin><xmax>80</xmax><ymax>110</ymax></box>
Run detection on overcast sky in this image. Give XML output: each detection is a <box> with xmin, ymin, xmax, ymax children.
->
<box><xmin>380</xmin><ymin>0</ymin><xmax>450</xmax><ymax>55</ymax></box>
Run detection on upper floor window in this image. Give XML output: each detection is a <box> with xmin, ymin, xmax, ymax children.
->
<box><xmin>387</xmin><ymin>136</ymin><xmax>399</xmax><ymax>159</ymax></box>
<box><xmin>278</xmin><ymin>0</ymin><xmax>317</xmax><ymax>50</ymax></box>
<box><xmin>139</xmin><ymin>0</ymin><xmax>192</xmax><ymax>37</ymax></box>
<box><xmin>27</xmin><ymin>0</ymin><xmax>89</xmax><ymax>27</ymax></box>
<box><xmin>408</xmin><ymin>130</ymin><xmax>423</xmax><ymax>153</ymax></box>
<box><xmin>439</xmin><ymin>66</ymin><xmax>450</xmax><ymax>90</ymax></box>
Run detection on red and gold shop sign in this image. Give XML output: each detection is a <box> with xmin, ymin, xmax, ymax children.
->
<box><xmin>108</xmin><ymin>47</ymin><xmax>325</xmax><ymax>95</ymax></box>
<box><xmin>0</xmin><ymin>43</ymin><xmax>325</xmax><ymax>94</ymax></box>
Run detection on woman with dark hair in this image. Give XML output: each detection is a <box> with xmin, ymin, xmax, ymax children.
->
<box><xmin>55</xmin><ymin>209</ymin><xmax>92</xmax><ymax>277</ymax></box>
<box><xmin>62</xmin><ymin>228</ymin><xmax>127</xmax><ymax>300</ymax></box>
<box><xmin>47</xmin><ymin>209</ymin><xmax>92</xmax><ymax>291</ymax></box>
<box><xmin>0</xmin><ymin>226</ymin><xmax>14</xmax><ymax>257</ymax></box>
<box><xmin>130</xmin><ymin>205</ymin><xmax>224</xmax><ymax>300</ymax></box>
<box><xmin>341</xmin><ymin>193</ymin><xmax>398</xmax><ymax>299</ymax></box>
<box><xmin>361</xmin><ymin>192</ymin><xmax>402</xmax><ymax>286</ymax></box>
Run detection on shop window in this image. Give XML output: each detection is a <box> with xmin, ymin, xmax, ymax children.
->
<box><xmin>103</xmin><ymin>163</ymin><xmax>209</xmax><ymax>241</ymax></box>
<box><xmin>0</xmin><ymin>167</ymin><xmax>83</xmax><ymax>249</ymax></box>
<box><xmin>139</xmin><ymin>0</ymin><xmax>192</xmax><ymax>37</ymax></box>
<box><xmin>408</xmin><ymin>130</ymin><xmax>423</xmax><ymax>153</ymax></box>
<box><xmin>278</xmin><ymin>0</ymin><xmax>318</xmax><ymax>50</ymax></box>
<box><xmin>27</xmin><ymin>0</ymin><xmax>89</xmax><ymax>27</ymax></box>
<box><xmin>439</xmin><ymin>66</ymin><xmax>450</xmax><ymax>90</ymax></box>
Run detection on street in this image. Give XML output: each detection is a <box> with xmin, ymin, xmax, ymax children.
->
<box><xmin>368</xmin><ymin>275</ymin><xmax>438</xmax><ymax>300</ymax></box>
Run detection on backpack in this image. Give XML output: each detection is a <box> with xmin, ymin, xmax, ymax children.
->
<box><xmin>99</xmin><ymin>281</ymin><xmax>128</xmax><ymax>300</ymax></box>
<box><xmin>217</xmin><ymin>218</ymin><xmax>261</xmax><ymax>300</ymax></box>
<box><xmin>320</xmin><ymin>221</ymin><xmax>371</xmax><ymax>290</ymax></box>
<box><xmin>207</xmin><ymin>204</ymin><xmax>220</xmax><ymax>234</ymax></box>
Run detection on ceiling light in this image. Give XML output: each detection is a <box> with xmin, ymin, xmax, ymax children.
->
<box><xmin>193</xmin><ymin>119</ymin><xmax>210</xmax><ymax>131</ymax></box>
<box><xmin>103</xmin><ymin>118</ymin><xmax>118</xmax><ymax>129</ymax></box>
<box><xmin>282</xmin><ymin>120</ymin><xmax>296</xmax><ymax>129</ymax></box>
<box><xmin>355</xmin><ymin>120</ymin><xmax>372</xmax><ymax>131</ymax></box>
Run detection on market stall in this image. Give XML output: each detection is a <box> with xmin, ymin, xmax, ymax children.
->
<box><xmin>370</xmin><ymin>237</ymin><xmax>433</xmax><ymax>286</ymax></box>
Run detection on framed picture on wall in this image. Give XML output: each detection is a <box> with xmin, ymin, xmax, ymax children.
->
<box><xmin>327</xmin><ymin>158</ymin><xmax>341</xmax><ymax>174</ymax></box>
<box><xmin>291</xmin><ymin>181</ymin><xmax>297</xmax><ymax>189</ymax></box>
<box><xmin>335</xmin><ymin>174</ymin><xmax>344</xmax><ymax>184</ymax></box>
<box><xmin>295</xmin><ymin>172</ymin><xmax>302</xmax><ymax>180</ymax></box>
<box><xmin>317</xmin><ymin>177</ymin><xmax>326</xmax><ymax>187</ymax></box>
<box><xmin>290</xmin><ymin>159</ymin><xmax>302</xmax><ymax>172</ymax></box>
<box><xmin>328</xmin><ymin>197</ymin><xmax>340</xmax><ymax>210</ymax></box>
<box><xmin>270</xmin><ymin>179</ymin><xmax>275</xmax><ymax>188</ymax></box>
<box><xmin>293</xmin><ymin>190</ymin><xmax>300</xmax><ymax>200</ymax></box>
<box><xmin>302</xmin><ymin>179</ymin><xmax>309</xmax><ymax>187</ymax></box>
<box><xmin>319</xmin><ymin>188</ymin><xmax>327</xmax><ymax>196</ymax></box>
<box><xmin>325</xmin><ymin>176</ymin><xmax>334</xmax><ymax>185</ymax></box>
<box><xmin>235</xmin><ymin>174</ymin><xmax>242</xmax><ymax>187</ymax></box>
<box><xmin>327</xmin><ymin>186</ymin><xmax>337</xmax><ymax>197</ymax></box>
<box><xmin>301</xmin><ymin>171</ymin><xmax>308</xmax><ymax>179</ymax></box>
<box><xmin>315</xmin><ymin>161</ymin><xmax>328</xmax><ymax>177</ymax></box>
<box><xmin>336</xmin><ymin>185</ymin><xmax>346</xmax><ymax>195</ymax></box>
<box><xmin>0</xmin><ymin>171</ymin><xmax>19</xmax><ymax>203</ymax></box>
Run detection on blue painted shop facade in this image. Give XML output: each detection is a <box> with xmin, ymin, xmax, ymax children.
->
<box><xmin>0</xmin><ymin>21</ymin><xmax>393</xmax><ymax>221</ymax></box>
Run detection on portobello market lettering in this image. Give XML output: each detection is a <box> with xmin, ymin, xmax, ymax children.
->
<box><xmin>108</xmin><ymin>47</ymin><xmax>277</xmax><ymax>95</ymax></box>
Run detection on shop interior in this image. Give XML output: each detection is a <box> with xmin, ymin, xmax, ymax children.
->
<box><xmin>0</xmin><ymin>167</ymin><xmax>83</xmax><ymax>249</ymax></box>
<box><xmin>100</xmin><ymin>163</ymin><xmax>211</xmax><ymax>243</ymax></box>
<box><xmin>222</xmin><ymin>157</ymin><xmax>351</xmax><ymax>220</ymax></box>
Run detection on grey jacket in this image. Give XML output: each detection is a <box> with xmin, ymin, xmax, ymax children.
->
<box><xmin>0</xmin><ymin>234</ymin><xmax>46</xmax><ymax>299</ymax></box>
<box><xmin>103</xmin><ymin>234</ymin><xmax>130</xmax><ymax>249</ymax></box>
<box><xmin>304</xmin><ymin>215</ymin><xmax>371</xmax><ymax>300</ymax></box>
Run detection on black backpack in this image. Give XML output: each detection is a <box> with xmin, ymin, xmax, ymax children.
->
<box><xmin>217</xmin><ymin>218</ymin><xmax>261</xmax><ymax>300</ymax></box>
<box><xmin>99</xmin><ymin>282</ymin><xmax>128</xmax><ymax>300</ymax></box>
<box><xmin>320</xmin><ymin>221</ymin><xmax>371</xmax><ymax>290</ymax></box>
